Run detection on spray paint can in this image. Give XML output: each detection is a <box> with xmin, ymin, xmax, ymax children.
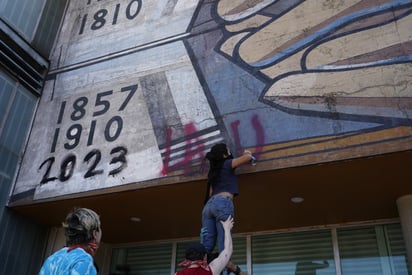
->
<box><xmin>250</xmin><ymin>155</ymin><xmax>257</xmax><ymax>166</ymax></box>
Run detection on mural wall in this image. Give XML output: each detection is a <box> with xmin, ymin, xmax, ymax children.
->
<box><xmin>11</xmin><ymin>0</ymin><xmax>412</xmax><ymax>203</ymax></box>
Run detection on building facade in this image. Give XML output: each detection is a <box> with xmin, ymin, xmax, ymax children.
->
<box><xmin>1</xmin><ymin>0</ymin><xmax>412</xmax><ymax>274</ymax></box>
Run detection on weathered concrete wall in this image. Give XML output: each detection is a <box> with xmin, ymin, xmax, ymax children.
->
<box><xmin>11</xmin><ymin>0</ymin><xmax>412</xmax><ymax>202</ymax></box>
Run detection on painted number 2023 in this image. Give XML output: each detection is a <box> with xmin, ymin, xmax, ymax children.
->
<box><xmin>39</xmin><ymin>146</ymin><xmax>127</xmax><ymax>184</ymax></box>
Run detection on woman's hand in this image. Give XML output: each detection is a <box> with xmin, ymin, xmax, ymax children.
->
<box><xmin>243</xmin><ymin>150</ymin><xmax>252</xmax><ymax>156</ymax></box>
<box><xmin>232</xmin><ymin>150</ymin><xmax>254</xmax><ymax>168</ymax></box>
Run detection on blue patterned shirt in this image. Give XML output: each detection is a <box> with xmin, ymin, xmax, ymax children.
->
<box><xmin>39</xmin><ymin>247</ymin><xmax>97</xmax><ymax>275</ymax></box>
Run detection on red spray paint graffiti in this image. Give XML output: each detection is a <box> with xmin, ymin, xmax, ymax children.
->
<box><xmin>162</xmin><ymin>115</ymin><xmax>265</xmax><ymax>176</ymax></box>
<box><xmin>161</xmin><ymin>123</ymin><xmax>205</xmax><ymax>175</ymax></box>
<box><xmin>231</xmin><ymin>114</ymin><xmax>264</xmax><ymax>157</ymax></box>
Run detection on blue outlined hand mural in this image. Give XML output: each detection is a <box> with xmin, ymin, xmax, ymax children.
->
<box><xmin>214</xmin><ymin>0</ymin><xmax>412</xmax><ymax>122</ymax></box>
<box><xmin>185</xmin><ymin>0</ymin><xmax>412</xmax><ymax>169</ymax></box>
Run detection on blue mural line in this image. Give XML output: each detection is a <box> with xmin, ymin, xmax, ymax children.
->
<box><xmin>301</xmin><ymin>8</ymin><xmax>412</xmax><ymax>71</ymax></box>
<box><xmin>309</xmin><ymin>56</ymin><xmax>412</xmax><ymax>71</ymax></box>
<box><xmin>250</xmin><ymin>0</ymin><xmax>412</xmax><ymax>68</ymax></box>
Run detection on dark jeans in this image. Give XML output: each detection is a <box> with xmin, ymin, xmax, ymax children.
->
<box><xmin>200</xmin><ymin>195</ymin><xmax>234</xmax><ymax>253</ymax></box>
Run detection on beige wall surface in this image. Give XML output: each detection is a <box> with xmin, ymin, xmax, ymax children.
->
<box><xmin>11</xmin><ymin>0</ymin><xmax>412</xmax><ymax>203</ymax></box>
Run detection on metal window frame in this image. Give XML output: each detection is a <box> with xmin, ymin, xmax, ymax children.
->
<box><xmin>107</xmin><ymin>219</ymin><xmax>402</xmax><ymax>275</ymax></box>
<box><xmin>0</xmin><ymin>18</ymin><xmax>48</xmax><ymax>95</ymax></box>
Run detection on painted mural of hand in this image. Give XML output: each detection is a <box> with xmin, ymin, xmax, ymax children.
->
<box><xmin>215</xmin><ymin>0</ymin><xmax>412</xmax><ymax>119</ymax></box>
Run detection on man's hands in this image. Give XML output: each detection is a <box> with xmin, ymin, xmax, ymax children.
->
<box><xmin>221</xmin><ymin>215</ymin><xmax>234</xmax><ymax>232</ymax></box>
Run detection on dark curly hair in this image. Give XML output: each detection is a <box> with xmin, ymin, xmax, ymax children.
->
<box><xmin>204</xmin><ymin>143</ymin><xmax>232</xmax><ymax>204</ymax></box>
<box><xmin>185</xmin><ymin>242</ymin><xmax>207</xmax><ymax>261</ymax></box>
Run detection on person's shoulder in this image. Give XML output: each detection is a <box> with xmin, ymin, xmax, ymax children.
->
<box><xmin>223</xmin><ymin>158</ymin><xmax>233</xmax><ymax>167</ymax></box>
<box><xmin>47</xmin><ymin>247</ymin><xmax>68</xmax><ymax>258</ymax></box>
<box><xmin>68</xmin><ymin>247</ymin><xmax>94</xmax><ymax>262</ymax></box>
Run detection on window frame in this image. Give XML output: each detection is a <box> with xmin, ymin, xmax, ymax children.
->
<box><xmin>107</xmin><ymin>220</ymin><xmax>409</xmax><ymax>275</ymax></box>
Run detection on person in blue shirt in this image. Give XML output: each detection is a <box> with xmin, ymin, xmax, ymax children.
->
<box><xmin>201</xmin><ymin>143</ymin><xmax>253</xmax><ymax>274</ymax></box>
<box><xmin>39</xmin><ymin>207</ymin><xmax>102</xmax><ymax>275</ymax></box>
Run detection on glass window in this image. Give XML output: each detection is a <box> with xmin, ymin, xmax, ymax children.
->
<box><xmin>176</xmin><ymin>240</ymin><xmax>190</xmax><ymax>267</ymax></box>
<box><xmin>110</xmin><ymin>243</ymin><xmax>173</xmax><ymax>275</ymax></box>
<box><xmin>0</xmin><ymin>70</ymin><xmax>36</xmax><ymax>185</ymax></box>
<box><xmin>338</xmin><ymin>226</ymin><xmax>384</xmax><ymax>274</ymax></box>
<box><xmin>109</xmin><ymin>223</ymin><xmax>409</xmax><ymax>275</ymax></box>
<box><xmin>386</xmin><ymin>224</ymin><xmax>411</xmax><ymax>274</ymax></box>
<box><xmin>337</xmin><ymin>224</ymin><xmax>410</xmax><ymax>275</ymax></box>
<box><xmin>32</xmin><ymin>0</ymin><xmax>67</xmax><ymax>57</ymax></box>
<box><xmin>251</xmin><ymin>230</ymin><xmax>335</xmax><ymax>275</ymax></box>
<box><xmin>1</xmin><ymin>0</ymin><xmax>67</xmax><ymax>57</ymax></box>
<box><xmin>232</xmin><ymin>237</ymin><xmax>247</xmax><ymax>272</ymax></box>
<box><xmin>0</xmin><ymin>72</ymin><xmax>15</xmax><ymax>119</ymax></box>
<box><xmin>0</xmin><ymin>0</ymin><xmax>45</xmax><ymax>40</ymax></box>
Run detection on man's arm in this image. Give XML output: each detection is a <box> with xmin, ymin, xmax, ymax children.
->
<box><xmin>209</xmin><ymin>216</ymin><xmax>234</xmax><ymax>275</ymax></box>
